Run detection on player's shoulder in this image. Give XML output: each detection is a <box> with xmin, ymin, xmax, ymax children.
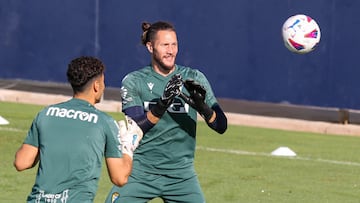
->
<box><xmin>176</xmin><ymin>64</ymin><xmax>206</xmax><ymax>80</ymax></box>
<box><xmin>37</xmin><ymin>100</ymin><xmax>70</xmax><ymax>116</ymax></box>
<box><xmin>95</xmin><ymin>109</ymin><xmax>113</xmax><ymax>120</ymax></box>
<box><xmin>40</xmin><ymin>99</ymin><xmax>112</xmax><ymax>120</ymax></box>
<box><xmin>122</xmin><ymin>66</ymin><xmax>152</xmax><ymax>82</ymax></box>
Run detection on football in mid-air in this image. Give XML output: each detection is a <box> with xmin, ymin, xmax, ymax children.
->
<box><xmin>282</xmin><ymin>14</ymin><xmax>321</xmax><ymax>54</ymax></box>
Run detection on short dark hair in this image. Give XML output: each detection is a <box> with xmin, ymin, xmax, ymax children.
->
<box><xmin>141</xmin><ymin>21</ymin><xmax>176</xmax><ymax>45</ymax></box>
<box><xmin>67</xmin><ymin>56</ymin><xmax>105</xmax><ymax>93</ymax></box>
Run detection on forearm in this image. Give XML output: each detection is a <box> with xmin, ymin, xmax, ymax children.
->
<box><xmin>124</xmin><ymin>102</ymin><xmax>166</xmax><ymax>134</ymax></box>
<box><xmin>147</xmin><ymin>111</ymin><xmax>161</xmax><ymax>124</ymax></box>
<box><xmin>106</xmin><ymin>156</ymin><xmax>133</xmax><ymax>187</ymax></box>
<box><xmin>206</xmin><ymin>105</ymin><xmax>227</xmax><ymax>134</ymax></box>
<box><xmin>121</xmin><ymin>154</ymin><xmax>133</xmax><ymax>180</ymax></box>
<box><xmin>14</xmin><ymin>144</ymin><xmax>39</xmax><ymax>171</ymax></box>
<box><xmin>124</xmin><ymin>107</ymin><xmax>155</xmax><ymax>134</ymax></box>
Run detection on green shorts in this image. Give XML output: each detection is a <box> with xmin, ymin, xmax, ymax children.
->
<box><xmin>105</xmin><ymin>169</ymin><xmax>205</xmax><ymax>203</ymax></box>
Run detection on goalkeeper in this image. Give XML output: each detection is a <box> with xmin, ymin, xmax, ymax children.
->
<box><xmin>14</xmin><ymin>56</ymin><xmax>143</xmax><ymax>203</ymax></box>
<box><xmin>106</xmin><ymin>21</ymin><xmax>227</xmax><ymax>203</ymax></box>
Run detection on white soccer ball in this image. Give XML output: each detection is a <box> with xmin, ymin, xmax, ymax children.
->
<box><xmin>282</xmin><ymin>14</ymin><xmax>321</xmax><ymax>54</ymax></box>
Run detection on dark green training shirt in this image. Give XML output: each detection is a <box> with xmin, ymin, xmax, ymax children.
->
<box><xmin>121</xmin><ymin>65</ymin><xmax>218</xmax><ymax>177</ymax></box>
<box><xmin>24</xmin><ymin>98</ymin><xmax>122</xmax><ymax>202</ymax></box>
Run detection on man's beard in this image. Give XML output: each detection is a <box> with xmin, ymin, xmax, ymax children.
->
<box><xmin>153</xmin><ymin>53</ymin><xmax>174</xmax><ymax>71</ymax></box>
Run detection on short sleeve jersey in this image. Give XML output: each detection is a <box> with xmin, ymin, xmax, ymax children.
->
<box><xmin>121</xmin><ymin>65</ymin><xmax>218</xmax><ymax>176</ymax></box>
<box><xmin>24</xmin><ymin>98</ymin><xmax>122</xmax><ymax>202</ymax></box>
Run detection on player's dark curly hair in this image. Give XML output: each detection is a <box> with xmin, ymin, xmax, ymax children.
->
<box><xmin>67</xmin><ymin>56</ymin><xmax>105</xmax><ymax>93</ymax></box>
<box><xmin>141</xmin><ymin>21</ymin><xmax>176</xmax><ymax>46</ymax></box>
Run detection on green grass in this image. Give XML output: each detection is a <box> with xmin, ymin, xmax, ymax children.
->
<box><xmin>1</xmin><ymin>101</ymin><xmax>360</xmax><ymax>202</ymax></box>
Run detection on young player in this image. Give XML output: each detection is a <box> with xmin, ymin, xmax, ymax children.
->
<box><xmin>105</xmin><ymin>21</ymin><xmax>227</xmax><ymax>202</ymax></box>
<box><xmin>14</xmin><ymin>56</ymin><xmax>143</xmax><ymax>202</ymax></box>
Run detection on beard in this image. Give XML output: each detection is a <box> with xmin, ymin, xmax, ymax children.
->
<box><xmin>152</xmin><ymin>51</ymin><xmax>175</xmax><ymax>72</ymax></box>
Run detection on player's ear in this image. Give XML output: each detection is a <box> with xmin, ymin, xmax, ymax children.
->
<box><xmin>93</xmin><ymin>79</ymin><xmax>100</xmax><ymax>93</ymax></box>
<box><xmin>146</xmin><ymin>42</ymin><xmax>153</xmax><ymax>53</ymax></box>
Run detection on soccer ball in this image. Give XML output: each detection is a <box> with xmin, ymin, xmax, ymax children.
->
<box><xmin>282</xmin><ymin>14</ymin><xmax>321</xmax><ymax>54</ymax></box>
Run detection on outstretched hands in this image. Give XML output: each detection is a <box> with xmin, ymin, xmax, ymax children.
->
<box><xmin>179</xmin><ymin>79</ymin><xmax>206</xmax><ymax>109</ymax></box>
<box><xmin>150</xmin><ymin>74</ymin><xmax>214</xmax><ymax>122</ymax></box>
<box><xmin>161</xmin><ymin>74</ymin><xmax>183</xmax><ymax>106</ymax></box>
<box><xmin>179</xmin><ymin>79</ymin><xmax>214</xmax><ymax>122</ymax></box>
<box><xmin>150</xmin><ymin>74</ymin><xmax>182</xmax><ymax>118</ymax></box>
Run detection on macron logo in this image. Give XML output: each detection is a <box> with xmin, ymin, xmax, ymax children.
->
<box><xmin>46</xmin><ymin>107</ymin><xmax>98</xmax><ymax>123</ymax></box>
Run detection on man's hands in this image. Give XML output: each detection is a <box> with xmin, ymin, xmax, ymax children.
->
<box><xmin>118</xmin><ymin>116</ymin><xmax>144</xmax><ymax>159</ymax></box>
<box><xmin>150</xmin><ymin>74</ymin><xmax>182</xmax><ymax>118</ymax></box>
<box><xmin>180</xmin><ymin>79</ymin><xmax>214</xmax><ymax>122</ymax></box>
<box><xmin>180</xmin><ymin>80</ymin><xmax>206</xmax><ymax>108</ymax></box>
<box><xmin>161</xmin><ymin>74</ymin><xmax>183</xmax><ymax>105</ymax></box>
<box><xmin>149</xmin><ymin>74</ymin><xmax>214</xmax><ymax>122</ymax></box>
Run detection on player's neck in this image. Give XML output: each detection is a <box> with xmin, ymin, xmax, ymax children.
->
<box><xmin>73</xmin><ymin>94</ymin><xmax>96</xmax><ymax>105</ymax></box>
<box><xmin>152</xmin><ymin>64</ymin><xmax>175</xmax><ymax>77</ymax></box>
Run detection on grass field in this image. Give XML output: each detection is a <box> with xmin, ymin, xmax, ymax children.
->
<box><xmin>1</xmin><ymin>101</ymin><xmax>360</xmax><ymax>203</ymax></box>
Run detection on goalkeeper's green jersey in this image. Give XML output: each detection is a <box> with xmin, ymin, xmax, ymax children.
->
<box><xmin>24</xmin><ymin>98</ymin><xmax>122</xmax><ymax>202</ymax></box>
<box><xmin>121</xmin><ymin>65</ymin><xmax>218</xmax><ymax>177</ymax></box>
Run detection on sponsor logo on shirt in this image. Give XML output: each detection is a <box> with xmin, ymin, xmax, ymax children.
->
<box><xmin>46</xmin><ymin>107</ymin><xmax>98</xmax><ymax>123</ymax></box>
<box><xmin>144</xmin><ymin>99</ymin><xmax>189</xmax><ymax>113</ymax></box>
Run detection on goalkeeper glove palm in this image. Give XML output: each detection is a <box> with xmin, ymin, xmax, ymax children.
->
<box><xmin>180</xmin><ymin>79</ymin><xmax>214</xmax><ymax>122</ymax></box>
<box><xmin>118</xmin><ymin>116</ymin><xmax>143</xmax><ymax>159</ymax></box>
<box><xmin>151</xmin><ymin>74</ymin><xmax>182</xmax><ymax>118</ymax></box>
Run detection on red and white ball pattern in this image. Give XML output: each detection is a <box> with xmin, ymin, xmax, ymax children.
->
<box><xmin>282</xmin><ymin>14</ymin><xmax>321</xmax><ymax>54</ymax></box>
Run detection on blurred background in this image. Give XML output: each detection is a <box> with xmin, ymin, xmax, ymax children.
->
<box><xmin>1</xmin><ymin>0</ymin><xmax>359</xmax><ymax>110</ymax></box>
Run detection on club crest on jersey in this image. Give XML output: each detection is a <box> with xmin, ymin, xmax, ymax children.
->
<box><xmin>111</xmin><ymin>192</ymin><xmax>120</xmax><ymax>203</ymax></box>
